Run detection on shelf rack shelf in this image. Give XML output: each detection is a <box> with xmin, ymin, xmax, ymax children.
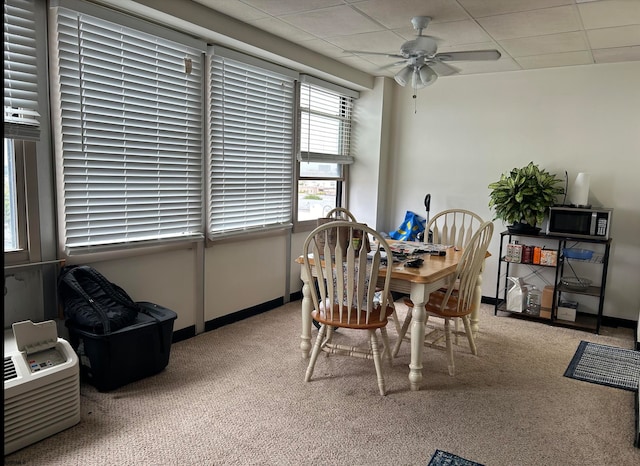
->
<box><xmin>494</xmin><ymin>231</ymin><xmax>611</xmax><ymax>334</ymax></box>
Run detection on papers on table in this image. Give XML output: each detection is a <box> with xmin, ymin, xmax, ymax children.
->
<box><xmin>389</xmin><ymin>241</ymin><xmax>451</xmax><ymax>255</ymax></box>
<box><xmin>367</xmin><ymin>241</ymin><xmax>452</xmax><ymax>264</ymax></box>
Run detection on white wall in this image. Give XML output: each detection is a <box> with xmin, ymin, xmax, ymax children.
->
<box><xmin>87</xmin><ymin>248</ymin><xmax>199</xmax><ymax>332</ymax></box>
<box><xmin>350</xmin><ymin>76</ymin><xmax>395</xmax><ymax>231</ymax></box>
<box><xmin>371</xmin><ymin>61</ymin><xmax>640</xmax><ymax>320</ymax></box>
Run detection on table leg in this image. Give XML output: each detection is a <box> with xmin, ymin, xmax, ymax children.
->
<box><xmin>408</xmin><ymin>293</ymin><xmax>427</xmax><ymax>391</ymax></box>
<box><xmin>300</xmin><ymin>269</ymin><xmax>312</xmax><ymax>359</ymax></box>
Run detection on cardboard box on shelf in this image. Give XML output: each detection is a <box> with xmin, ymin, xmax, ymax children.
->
<box><xmin>557</xmin><ymin>300</ymin><xmax>578</xmax><ymax>322</ymax></box>
<box><xmin>540</xmin><ymin>249</ymin><xmax>558</xmax><ymax>266</ymax></box>
<box><xmin>557</xmin><ymin>307</ymin><xmax>576</xmax><ymax>321</ymax></box>
<box><xmin>541</xmin><ymin>285</ymin><xmax>554</xmax><ymax>309</ymax></box>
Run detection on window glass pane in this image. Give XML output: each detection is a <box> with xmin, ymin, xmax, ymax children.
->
<box><xmin>4</xmin><ymin>138</ymin><xmax>18</xmax><ymax>251</ymax></box>
<box><xmin>297</xmin><ymin>180</ymin><xmax>337</xmax><ymax>221</ymax></box>
<box><xmin>299</xmin><ymin>161</ymin><xmax>340</xmax><ymax>178</ymax></box>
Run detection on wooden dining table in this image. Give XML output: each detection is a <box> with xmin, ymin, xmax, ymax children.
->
<box><xmin>296</xmin><ymin>241</ymin><xmax>488</xmax><ymax>391</ymax></box>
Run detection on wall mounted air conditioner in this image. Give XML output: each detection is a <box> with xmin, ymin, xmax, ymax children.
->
<box><xmin>4</xmin><ymin>320</ymin><xmax>80</xmax><ymax>455</ymax></box>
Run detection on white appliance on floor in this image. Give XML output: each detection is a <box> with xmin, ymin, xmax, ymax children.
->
<box><xmin>4</xmin><ymin>320</ymin><xmax>80</xmax><ymax>455</ymax></box>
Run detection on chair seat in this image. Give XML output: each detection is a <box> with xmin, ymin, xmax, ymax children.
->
<box><xmin>313</xmin><ymin>304</ymin><xmax>394</xmax><ymax>329</ymax></box>
<box><xmin>424</xmin><ymin>290</ymin><xmax>469</xmax><ymax>318</ymax></box>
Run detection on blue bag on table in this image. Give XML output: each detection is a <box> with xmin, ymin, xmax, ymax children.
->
<box><xmin>389</xmin><ymin>211</ymin><xmax>426</xmax><ymax>241</ymax></box>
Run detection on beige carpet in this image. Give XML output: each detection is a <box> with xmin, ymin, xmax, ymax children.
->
<box><xmin>5</xmin><ymin>302</ymin><xmax>639</xmax><ymax>465</ymax></box>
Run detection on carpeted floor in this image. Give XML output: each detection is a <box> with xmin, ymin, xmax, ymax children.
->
<box><xmin>4</xmin><ymin>302</ymin><xmax>640</xmax><ymax>465</ymax></box>
<box><xmin>564</xmin><ymin>341</ymin><xmax>640</xmax><ymax>391</ymax></box>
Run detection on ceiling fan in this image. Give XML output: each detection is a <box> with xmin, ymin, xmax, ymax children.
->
<box><xmin>346</xmin><ymin>16</ymin><xmax>501</xmax><ymax>89</ymax></box>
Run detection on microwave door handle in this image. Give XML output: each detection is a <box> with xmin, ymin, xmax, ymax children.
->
<box><xmin>590</xmin><ymin>212</ymin><xmax>597</xmax><ymax>236</ymax></box>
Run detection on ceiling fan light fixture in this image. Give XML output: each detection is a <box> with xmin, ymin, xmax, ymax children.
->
<box><xmin>411</xmin><ymin>68</ymin><xmax>426</xmax><ymax>89</ymax></box>
<box><xmin>394</xmin><ymin>65</ymin><xmax>413</xmax><ymax>86</ymax></box>
<box><xmin>418</xmin><ymin>65</ymin><xmax>438</xmax><ymax>87</ymax></box>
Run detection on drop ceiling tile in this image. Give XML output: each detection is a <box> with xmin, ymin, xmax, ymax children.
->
<box><xmin>499</xmin><ymin>31</ymin><xmax>588</xmax><ymax>57</ymax></box>
<box><xmin>452</xmin><ymin>56</ymin><xmax>522</xmax><ymax>74</ymax></box>
<box><xmin>587</xmin><ymin>25</ymin><xmax>640</xmax><ymax>49</ymax></box>
<box><xmin>335</xmin><ymin>55</ymin><xmax>385</xmax><ymax>73</ymax></box>
<box><xmin>191</xmin><ymin>0</ymin><xmax>268</xmax><ymax>21</ymax></box>
<box><xmin>282</xmin><ymin>5</ymin><xmax>383</xmax><ymax>37</ymax></box>
<box><xmin>517</xmin><ymin>50</ymin><xmax>594</xmax><ymax>69</ymax></box>
<box><xmin>325</xmin><ymin>30</ymin><xmax>404</xmax><ymax>54</ymax></box>
<box><xmin>478</xmin><ymin>5</ymin><xmax>582</xmax><ymax>40</ymax></box>
<box><xmin>249</xmin><ymin>17</ymin><xmax>317</xmax><ymax>42</ymax></box>
<box><xmin>435</xmin><ymin>41</ymin><xmax>503</xmax><ymax>55</ymax></box>
<box><xmin>578</xmin><ymin>0</ymin><xmax>640</xmax><ymax>29</ymax></box>
<box><xmin>592</xmin><ymin>45</ymin><xmax>640</xmax><ymax>63</ymax></box>
<box><xmin>425</xmin><ymin>20</ymin><xmax>495</xmax><ymax>46</ymax></box>
<box><xmin>351</xmin><ymin>0</ymin><xmax>469</xmax><ymax>29</ymax></box>
<box><xmin>241</xmin><ymin>0</ymin><xmax>343</xmax><ymax>16</ymax></box>
<box><xmin>457</xmin><ymin>0</ymin><xmax>572</xmax><ymax>18</ymax></box>
<box><xmin>299</xmin><ymin>39</ymin><xmax>351</xmax><ymax>57</ymax></box>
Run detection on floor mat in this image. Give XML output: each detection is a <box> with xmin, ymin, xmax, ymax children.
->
<box><xmin>564</xmin><ymin>341</ymin><xmax>640</xmax><ymax>391</ymax></box>
<box><xmin>427</xmin><ymin>449</ymin><xmax>484</xmax><ymax>466</ymax></box>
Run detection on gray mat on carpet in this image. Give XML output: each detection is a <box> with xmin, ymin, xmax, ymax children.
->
<box><xmin>427</xmin><ymin>449</ymin><xmax>484</xmax><ymax>466</ymax></box>
<box><xmin>564</xmin><ymin>341</ymin><xmax>640</xmax><ymax>391</ymax></box>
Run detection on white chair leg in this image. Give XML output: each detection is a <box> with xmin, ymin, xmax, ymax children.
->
<box><xmin>392</xmin><ymin>307</ymin><xmax>413</xmax><ymax>357</ymax></box>
<box><xmin>380</xmin><ymin>327</ymin><xmax>392</xmax><ymax>366</ymax></box>
<box><xmin>454</xmin><ymin>317</ymin><xmax>460</xmax><ymax>345</ymax></box>
<box><xmin>305</xmin><ymin>324</ymin><xmax>326</xmax><ymax>382</ymax></box>
<box><xmin>462</xmin><ymin>316</ymin><xmax>477</xmax><ymax>355</ymax></box>
<box><xmin>390</xmin><ymin>308</ymin><xmax>402</xmax><ymax>335</ymax></box>
<box><xmin>369</xmin><ymin>329</ymin><xmax>386</xmax><ymax>396</ymax></box>
<box><xmin>444</xmin><ymin>318</ymin><xmax>455</xmax><ymax>376</ymax></box>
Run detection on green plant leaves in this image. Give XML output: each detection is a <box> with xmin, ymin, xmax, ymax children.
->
<box><xmin>488</xmin><ymin>162</ymin><xmax>564</xmax><ymax>227</ymax></box>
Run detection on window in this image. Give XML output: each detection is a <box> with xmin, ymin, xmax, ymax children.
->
<box><xmin>4</xmin><ymin>139</ymin><xmax>40</xmax><ymax>264</ymax></box>
<box><xmin>51</xmin><ymin>3</ymin><xmax>206</xmax><ymax>255</ymax></box>
<box><xmin>296</xmin><ymin>76</ymin><xmax>357</xmax><ymax>226</ymax></box>
<box><xmin>4</xmin><ymin>0</ymin><xmax>42</xmax><ymax>265</ymax></box>
<box><xmin>208</xmin><ymin>47</ymin><xmax>296</xmax><ymax>239</ymax></box>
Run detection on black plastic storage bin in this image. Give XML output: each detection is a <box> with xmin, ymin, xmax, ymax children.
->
<box><xmin>66</xmin><ymin>302</ymin><xmax>177</xmax><ymax>391</ymax></box>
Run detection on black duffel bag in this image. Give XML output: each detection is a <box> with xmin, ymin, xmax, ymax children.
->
<box><xmin>58</xmin><ymin>265</ymin><xmax>140</xmax><ymax>334</ymax></box>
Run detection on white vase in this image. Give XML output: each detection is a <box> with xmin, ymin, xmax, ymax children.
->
<box><xmin>570</xmin><ymin>172</ymin><xmax>590</xmax><ymax>206</ymax></box>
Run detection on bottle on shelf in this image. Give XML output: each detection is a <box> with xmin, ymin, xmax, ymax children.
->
<box><xmin>525</xmin><ymin>285</ymin><xmax>541</xmax><ymax>316</ymax></box>
<box><xmin>526</xmin><ymin>285</ymin><xmax>540</xmax><ymax>316</ymax></box>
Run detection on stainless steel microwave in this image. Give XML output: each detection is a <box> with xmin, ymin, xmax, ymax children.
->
<box><xmin>546</xmin><ymin>206</ymin><xmax>612</xmax><ymax>240</ymax></box>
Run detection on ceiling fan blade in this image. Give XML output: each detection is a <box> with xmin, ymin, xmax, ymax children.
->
<box><xmin>344</xmin><ymin>50</ymin><xmax>405</xmax><ymax>59</ymax></box>
<box><xmin>378</xmin><ymin>60</ymin><xmax>408</xmax><ymax>70</ymax></box>
<box><xmin>427</xmin><ymin>60</ymin><xmax>459</xmax><ymax>76</ymax></box>
<box><xmin>434</xmin><ymin>50</ymin><xmax>501</xmax><ymax>61</ymax></box>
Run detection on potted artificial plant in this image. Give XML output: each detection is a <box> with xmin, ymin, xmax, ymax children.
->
<box><xmin>488</xmin><ymin>161</ymin><xmax>564</xmax><ymax>234</ymax></box>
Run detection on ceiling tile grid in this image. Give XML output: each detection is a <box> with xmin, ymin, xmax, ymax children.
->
<box><xmin>193</xmin><ymin>0</ymin><xmax>640</xmax><ymax>78</ymax></box>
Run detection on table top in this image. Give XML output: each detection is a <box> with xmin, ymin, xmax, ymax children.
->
<box><xmin>297</xmin><ymin>240</ymin><xmax>471</xmax><ymax>285</ymax></box>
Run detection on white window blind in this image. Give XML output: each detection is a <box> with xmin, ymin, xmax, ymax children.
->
<box><xmin>209</xmin><ymin>49</ymin><xmax>295</xmax><ymax>238</ymax></box>
<box><xmin>298</xmin><ymin>76</ymin><xmax>356</xmax><ymax>165</ymax></box>
<box><xmin>4</xmin><ymin>0</ymin><xmax>40</xmax><ymax>140</ymax></box>
<box><xmin>52</xmin><ymin>6</ymin><xmax>205</xmax><ymax>254</ymax></box>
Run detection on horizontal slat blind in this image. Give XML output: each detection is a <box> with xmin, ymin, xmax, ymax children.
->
<box><xmin>53</xmin><ymin>7</ymin><xmax>204</xmax><ymax>253</ymax></box>
<box><xmin>4</xmin><ymin>0</ymin><xmax>40</xmax><ymax>139</ymax></box>
<box><xmin>299</xmin><ymin>82</ymin><xmax>354</xmax><ymax>164</ymax></box>
<box><xmin>209</xmin><ymin>53</ymin><xmax>294</xmax><ymax>237</ymax></box>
